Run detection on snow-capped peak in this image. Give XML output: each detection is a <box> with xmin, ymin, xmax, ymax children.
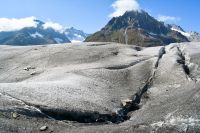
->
<box><xmin>65</xmin><ymin>27</ymin><xmax>89</xmax><ymax>42</ymax></box>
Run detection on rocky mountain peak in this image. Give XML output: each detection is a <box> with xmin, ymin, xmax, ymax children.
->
<box><xmin>104</xmin><ymin>10</ymin><xmax>169</xmax><ymax>35</ymax></box>
<box><xmin>85</xmin><ymin>10</ymin><xmax>188</xmax><ymax>47</ymax></box>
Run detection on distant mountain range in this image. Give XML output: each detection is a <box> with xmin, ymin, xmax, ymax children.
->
<box><xmin>85</xmin><ymin>10</ymin><xmax>200</xmax><ymax>46</ymax></box>
<box><xmin>0</xmin><ymin>13</ymin><xmax>199</xmax><ymax>46</ymax></box>
<box><xmin>0</xmin><ymin>19</ymin><xmax>89</xmax><ymax>45</ymax></box>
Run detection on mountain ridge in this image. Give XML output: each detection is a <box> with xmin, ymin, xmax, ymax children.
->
<box><xmin>85</xmin><ymin>10</ymin><xmax>190</xmax><ymax>47</ymax></box>
<box><xmin>0</xmin><ymin>19</ymin><xmax>89</xmax><ymax>45</ymax></box>
<box><xmin>169</xmin><ymin>24</ymin><xmax>200</xmax><ymax>42</ymax></box>
<box><xmin>0</xmin><ymin>19</ymin><xmax>70</xmax><ymax>45</ymax></box>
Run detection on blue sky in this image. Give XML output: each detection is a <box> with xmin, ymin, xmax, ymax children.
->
<box><xmin>0</xmin><ymin>0</ymin><xmax>199</xmax><ymax>33</ymax></box>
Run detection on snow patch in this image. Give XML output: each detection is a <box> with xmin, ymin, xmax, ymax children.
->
<box><xmin>54</xmin><ymin>38</ymin><xmax>63</xmax><ymax>43</ymax></box>
<box><xmin>30</xmin><ymin>32</ymin><xmax>43</xmax><ymax>38</ymax></box>
<box><xmin>74</xmin><ymin>34</ymin><xmax>82</xmax><ymax>38</ymax></box>
<box><xmin>171</xmin><ymin>27</ymin><xmax>191</xmax><ymax>37</ymax></box>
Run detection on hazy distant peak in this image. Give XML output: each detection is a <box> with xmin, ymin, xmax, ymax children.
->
<box><xmin>65</xmin><ymin>27</ymin><xmax>89</xmax><ymax>42</ymax></box>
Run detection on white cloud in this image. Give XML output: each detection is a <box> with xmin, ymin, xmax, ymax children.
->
<box><xmin>109</xmin><ymin>0</ymin><xmax>140</xmax><ymax>18</ymax></box>
<box><xmin>0</xmin><ymin>16</ymin><xmax>37</xmax><ymax>32</ymax></box>
<box><xmin>157</xmin><ymin>15</ymin><xmax>180</xmax><ymax>23</ymax></box>
<box><xmin>0</xmin><ymin>16</ymin><xmax>66</xmax><ymax>33</ymax></box>
<box><xmin>43</xmin><ymin>21</ymin><xmax>65</xmax><ymax>33</ymax></box>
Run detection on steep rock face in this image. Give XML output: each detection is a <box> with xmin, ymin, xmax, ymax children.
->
<box><xmin>85</xmin><ymin>10</ymin><xmax>189</xmax><ymax>47</ymax></box>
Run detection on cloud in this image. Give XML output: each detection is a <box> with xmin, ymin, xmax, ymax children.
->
<box><xmin>157</xmin><ymin>15</ymin><xmax>180</xmax><ymax>23</ymax></box>
<box><xmin>43</xmin><ymin>21</ymin><xmax>65</xmax><ymax>33</ymax></box>
<box><xmin>0</xmin><ymin>16</ymin><xmax>37</xmax><ymax>32</ymax></box>
<box><xmin>0</xmin><ymin>16</ymin><xmax>66</xmax><ymax>33</ymax></box>
<box><xmin>109</xmin><ymin>0</ymin><xmax>140</xmax><ymax>18</ymax></box>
